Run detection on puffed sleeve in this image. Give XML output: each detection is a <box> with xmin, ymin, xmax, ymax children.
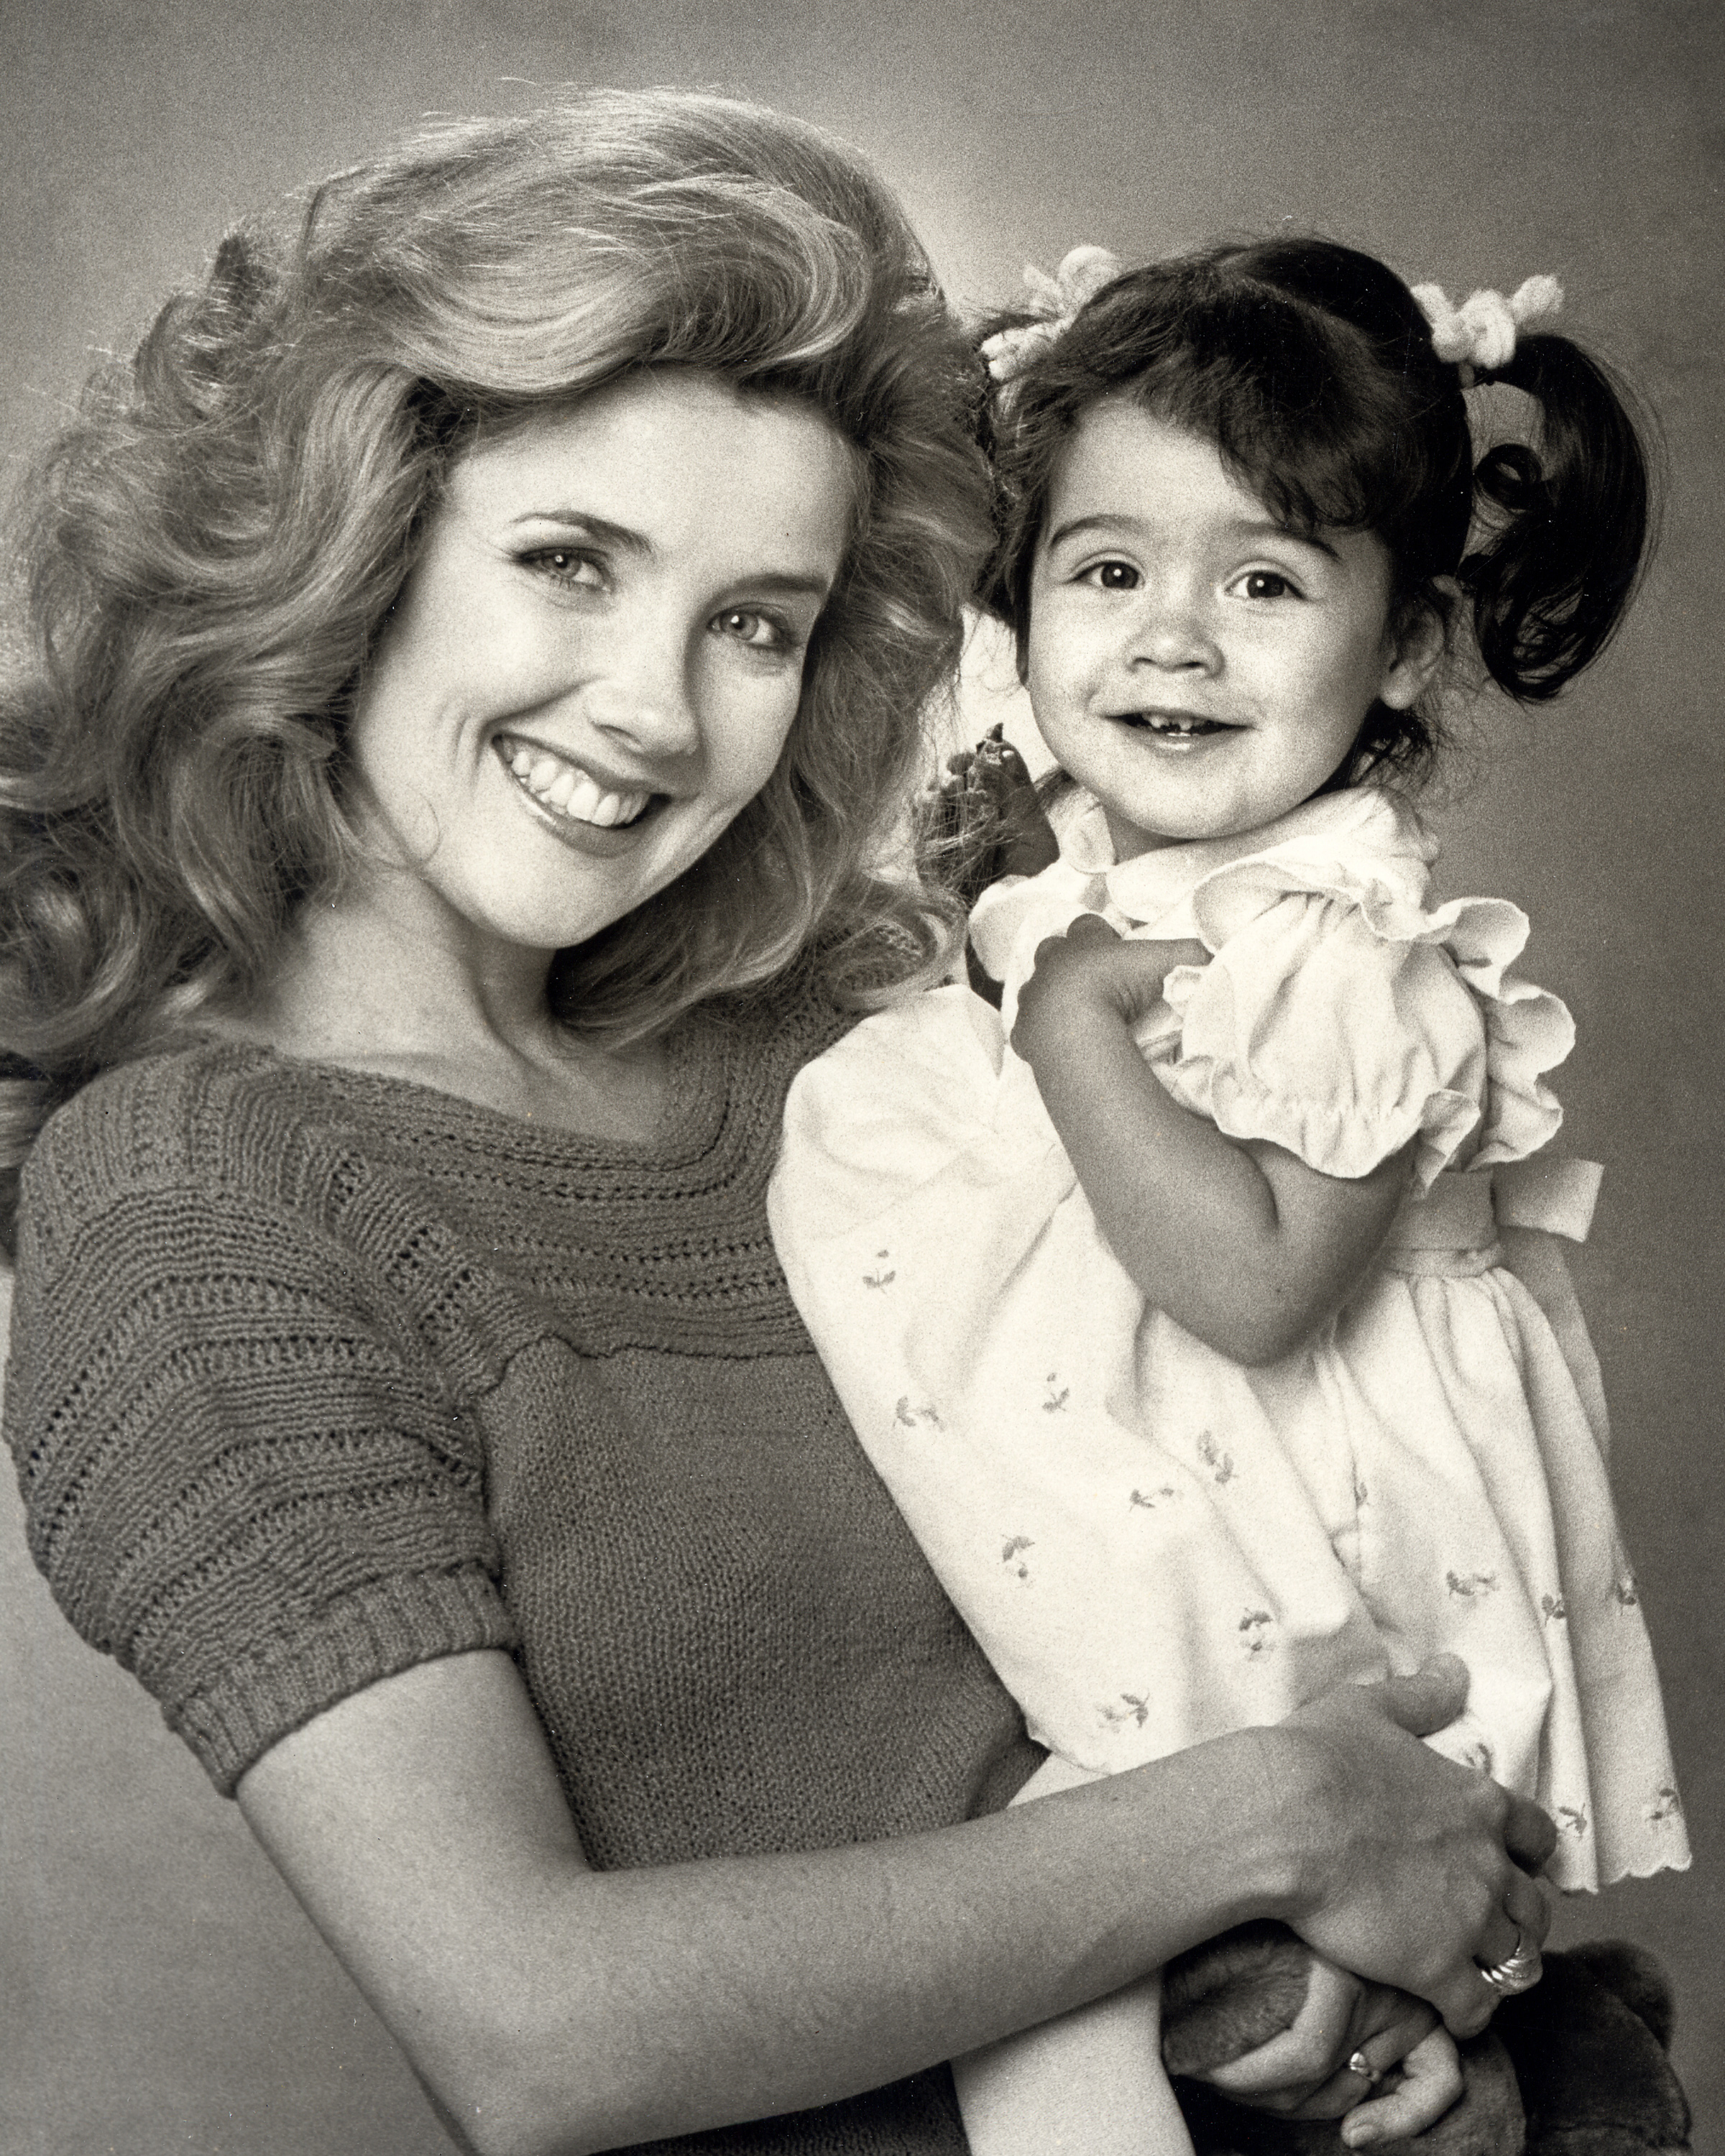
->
<box><xmin>4</xmin><ymin>1089</ymin><xmax>517</xmax><ymax>1795</ymax></box>
<box><xmin>1154</xmin><ymin>858</ymin><xmax>1575</xmax><ymax>1190</ymax></box>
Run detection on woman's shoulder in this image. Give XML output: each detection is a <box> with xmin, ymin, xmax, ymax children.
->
<box><xmin>22</xmin><ymin>1040</ymin><xmax>364</xmax><ymax>1259</ymax></box>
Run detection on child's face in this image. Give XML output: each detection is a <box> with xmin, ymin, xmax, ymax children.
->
<box><xmin>1026</xmin><ymin>402</ymin><xmax>1439</xmax><ymax>857</ymax></box>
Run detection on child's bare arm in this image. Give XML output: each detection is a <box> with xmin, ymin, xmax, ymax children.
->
<box><xmin>1012</xmin><ymin>916</ymin><xmax>1412</xmax><ymax>1366</ymax></box>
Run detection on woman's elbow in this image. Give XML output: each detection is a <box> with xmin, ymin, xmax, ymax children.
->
<box><xmin>412</xmin><ymin>2018</ymin><xmax>639</xmax><ymax>2156</ymax></box>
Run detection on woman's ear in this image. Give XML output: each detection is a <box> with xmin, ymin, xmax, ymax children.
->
<box><xmin>1379</xmin><ymin>578</ymin><xmax>1458</xmax><ymax>711</ymax></box>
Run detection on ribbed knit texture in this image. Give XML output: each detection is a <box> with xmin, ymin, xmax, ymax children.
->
<box><xmin>5</xmin><ymin>975</ymin><xmax>1039</xmax><ymax>2155</ymax></box>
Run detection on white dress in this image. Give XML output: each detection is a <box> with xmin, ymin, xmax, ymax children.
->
<box><xmin>769</xmin><ymin>785</ymin><xmax>1688</xmax><ymax>1892</ymax></box>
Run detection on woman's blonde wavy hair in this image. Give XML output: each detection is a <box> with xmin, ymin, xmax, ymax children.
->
<box><xmin>0</xmin><ymin>90</ymin><xmax>992</xmax><ymax>1252</ymax></box>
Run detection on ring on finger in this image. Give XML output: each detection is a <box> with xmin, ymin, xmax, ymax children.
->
<box><xmin>1346</xmin><ymin>2049</ymin><xmax>1384</xmax><ymax>2086</ymax></box>
<box><xmin>1475</xmin><ymin>1925</ymin><xmax>1544</xmax><ymax>1996</ymax></box>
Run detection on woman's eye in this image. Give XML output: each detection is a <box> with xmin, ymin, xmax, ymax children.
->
<box><xmin>1082</xmin><ymin>561</ymin><xmax>1141</xmax><ymax>591</ymax></box>
<box><xmin>1236</xmin><ymin>570</ymin><xmax>1297</xmax><ymax>601</ymax></box>
<box><xmin>525</xmin><ymin>548</ymin><xmax>604</xmax><ymax>589</ymax></box>
<box><xmin>713</xmin><ymin>607</ymin><xmax>790</xmax><ymax>651</ymax></box>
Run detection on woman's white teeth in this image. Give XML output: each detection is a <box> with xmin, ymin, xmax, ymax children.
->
<box><xmin>505</xmin><ymin>742</ymin><xmax>649</xmax><ymax>827</ymax></box>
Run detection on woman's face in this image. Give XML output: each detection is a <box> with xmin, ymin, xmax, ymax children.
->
<box><xmin>346</xmin><ymin>372</ymin><xmax>855</xmax><ymax>957</ymax></box>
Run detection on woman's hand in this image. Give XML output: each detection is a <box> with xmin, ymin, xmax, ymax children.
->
<box><xmin>1011</xmin><ymin>912</ymin><xmax>1205</xmax><ymax>1067</ymax></box>
<box><xmin>1264</xmin><ymin>1657</ymin><xmax>1555</xmax><ymax>2040</ymax></box>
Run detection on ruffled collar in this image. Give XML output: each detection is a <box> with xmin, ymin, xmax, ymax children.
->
<box><xmin>1051</xmin><ymin>783</ymin><xmax>1436</xmax><ymax>926</ymax></box>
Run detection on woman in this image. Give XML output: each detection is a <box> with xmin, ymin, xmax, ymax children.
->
<box><xmin>0</xmin><ymin>91</ymin><xmax>1552</xmax><ymax>2155</ymax></box>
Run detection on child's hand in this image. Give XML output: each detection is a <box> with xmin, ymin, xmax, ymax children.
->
<box><xmin>919</xmin><ymin>724</ymin><xmax>1058</xmax><ymax>904</ymax></box>
<box><xmin>1011</xmin><ymin>915</ymin><xmax>1208</xmax><ymax>1067</ymax></box>
<box><xmin>1199</xmin><ymin>1955</ymin><xmax>1462</xmax><ymax>2135</ymax></box>
<box><xmin>1339</xmin><ymin>2021</ymin><xmax>1465</xmax><ymax>2147</ymax></box>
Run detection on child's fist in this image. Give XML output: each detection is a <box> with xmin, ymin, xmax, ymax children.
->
<box><xmin>1012</xmin><ymin>915</ymin><xmax>1206</xmax><ymax>1064</ymax></box>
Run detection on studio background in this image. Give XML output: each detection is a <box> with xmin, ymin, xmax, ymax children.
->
<box><xmin>2</xmin><ymin>2</ymin><xmax>1719</xmax><ymax>2150</ymax></box>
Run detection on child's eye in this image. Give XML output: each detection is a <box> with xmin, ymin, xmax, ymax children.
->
<box><xmin>1233</xmin><ymin>570</ymin><xmax>1299</xmax><ymax>601</ymax></box>
<box><xmin>712</xmin><ymin>607</ymin><xmax>794</xmax><ymax>652</ymax></box>
<box><xmin>523</xmin><ymin>547</ymin><xmax>606</xmax><ymax>590</ymax></box>
<box><xmin>1081</xmin><ymin>561</ymin><xmax>1142</xmax><ymax>591</ymax></box>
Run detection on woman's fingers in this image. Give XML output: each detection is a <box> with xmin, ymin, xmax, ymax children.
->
<box><xmin>1277</xmin><ymin>1658</ymin><xmax>1559</xmax><ymax>2041</ymax></box>
<box><xmin>1503</xmin><ymin>1788</ymin><xmax>1560</xmax><ymax>1874</ymax></box>
<box><xmin>1364</xmin><ymin>1652</ymin><xmax>1470</xmax><ymax>1738</ymax></box>
<box><xmin>1340</xmin><ymin>2025</ymin><xmax>1465</xmax><ymax>2149</ymax></box>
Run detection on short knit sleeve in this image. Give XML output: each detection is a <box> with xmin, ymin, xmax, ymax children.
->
<box><xmin>5</xmin><ymin>1061</ymin><xmax>515</xmax><ymax>1795</ymax></box>
<box><xmin>1155</xmin><ymin>860</ymin><xmax>1573</xmax><ymax>1189</ymax></box>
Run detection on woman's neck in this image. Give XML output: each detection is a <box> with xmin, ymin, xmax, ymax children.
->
<box><xmin>211</xmin><ymin>874</ymin><xmax>670</xmax><ymax>1143</ymax></box>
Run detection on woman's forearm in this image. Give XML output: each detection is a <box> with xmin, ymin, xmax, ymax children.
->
<box><xmin>239</xmin><ymin>1654</ymin><xmax>1549</xmax><ymax>2156</ymax></box>
<box><xmin>241</xmin><ymin>1654</ymin><xmax>1287</xmax><ymax>2156</ymax></box>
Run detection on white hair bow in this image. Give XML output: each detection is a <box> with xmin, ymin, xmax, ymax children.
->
<box><xmin>981</xmin><ymin>245</ymin><xmax>1125</xmax><ymax>385</ymax></box>
<box><xmin>1409</xmin><ymin>275</ymin><xmax>1564</xmax><ymax>381</ymax></box>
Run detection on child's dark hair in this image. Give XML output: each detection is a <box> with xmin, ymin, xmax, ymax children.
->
<box><xmin>980</xmin><ymin>236</ymin><xmax>1653</xmax><ymax>783</ymax></box>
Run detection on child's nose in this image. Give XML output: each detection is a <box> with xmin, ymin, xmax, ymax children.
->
<box><xmin>1128</xmin><ymin>588</ymin><xmax>1220</xmax><ymax>673</ymax></box>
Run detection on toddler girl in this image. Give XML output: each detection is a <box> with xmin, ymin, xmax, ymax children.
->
<box><xmin>768</xmin><ymin>239</ymin><xmax>1688</xmax><ymax>2152</ymax></box>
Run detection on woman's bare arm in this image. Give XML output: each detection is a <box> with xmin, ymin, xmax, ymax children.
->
<box><xmin>237</xmin><ymin>1650</ymin><xmax>1551</xmax><ymax>2156</ymax></box>
<box><xmin>1012</xmin><ymin>916</ymin><xmax>1412</xmax><ymax>1365</ymax></box>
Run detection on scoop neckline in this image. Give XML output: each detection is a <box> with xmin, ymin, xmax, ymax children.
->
<box><xmin>193</xmin><ymin>1006</ymin><xmax>727</xmax><ymax>1171</ymax></box>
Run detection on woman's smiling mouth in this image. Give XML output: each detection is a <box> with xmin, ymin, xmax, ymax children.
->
<box><xmin>496</xmin><ymin>734</ymin><xmax>656</xmax><ymax>827</ymax></box>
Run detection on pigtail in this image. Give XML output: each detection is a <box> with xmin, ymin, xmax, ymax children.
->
<box><xmin>1461</xmin><ymin>334</ymin><xmax>1655</xmax><ymax>700</ymax></box>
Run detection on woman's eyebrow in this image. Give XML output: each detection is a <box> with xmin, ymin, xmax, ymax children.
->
<box><xmin>505</xmin><ymin>511</ymin><xmax>834</xmax><ymax>599</ymax></box>
<box><xmin>507</xmin><ymin>510</ymin><xmax>650</xmax><ymax>553</ymax></box>
<box><xmin>739</xmin><ymin>570</ymin><xmax>837</xmax><ymax>601</ymax></box>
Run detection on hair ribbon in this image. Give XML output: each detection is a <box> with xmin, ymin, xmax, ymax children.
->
<box><xmin>1409</xmin><ymin>275</ymin><xmax>1563</xmax><ymax>384</ymax></box>
<box><xmin>982</xmin><ymin>245</ymin><xmax>1124</xmax><ymax>384</ymax></box>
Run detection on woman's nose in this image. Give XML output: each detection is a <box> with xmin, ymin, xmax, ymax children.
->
<box><xmin>582</xmin><ymin>616</ymin><xmax>702</xmax><ymax>757</ymax></box>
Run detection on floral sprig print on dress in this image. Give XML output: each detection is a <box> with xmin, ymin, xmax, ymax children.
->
<box><xmin>1239</xmin><ymin>1608</ymin><xmax>1274</xmax><ymax>1657</ymax></box>
<box><xmin>1644</xmin><ymin>1784</ymin><xmax>1683</xmax><ymax>1825</ymax></box>
<box><xmin>1100</xmin><ymin>1692</ymin><xmax>1152</xmax><ymax>1731</ymax></box>
<box><xmin>1541</xmin><ymin>1593</ymin><xmax>1569</xmax><ymax>1624</ymax></box>
<box><xmin>893</xmin><ymin>1397</ymin><xmax>943</xmax><ymax>1431</ymax></box>
<box><xmin>1129</xmin><ymin>1485</ymin><xmax>1179</xmax><ymax>1511</ymax></box>
<box><xmin>1446</xmin><ymin>1570</ymin><xmax>1499</xmax><ymax>1599</ymax></box>
<box><xmin>1556</xmin><ymin>1805</ymin><xmax>1590</xmax><ymax>1840</ymax></box>
<box><xmin>1001</xmin><ymin>1534</ymin><xmax>1034</xmax><ymax>1581</ymax></box>
<box><xmin>862</xmin><ymin>1250</ymin><xmax>896</xmax><ymax>1289</ymax></box>
<box><xmin>1197</xmin><ymin>1432</ymin><xmax>1236</xmax><ymax>1485</ymax></box>
<box><xmin>1042</xmin><ymin>1373</ymin><xmax>1070</xmax><ymax>1413</ymax></box>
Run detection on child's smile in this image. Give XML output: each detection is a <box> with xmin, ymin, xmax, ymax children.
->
<box><xmin>1026</xmin><ymin>402</ymin><xmax>1443</xmax><ymax>859</ymax></box>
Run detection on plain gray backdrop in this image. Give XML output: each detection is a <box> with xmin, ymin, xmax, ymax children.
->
<box><xmin>1</xmin><ymin>2</ymin><xmax>1719</xmax><ymax>2150</ymax></box>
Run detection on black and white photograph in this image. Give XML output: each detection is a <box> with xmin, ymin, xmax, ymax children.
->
<box><xmin>2</xmin><ymin>4</ymin><xmax>1718</xmax><ymax>2151</ymax></box>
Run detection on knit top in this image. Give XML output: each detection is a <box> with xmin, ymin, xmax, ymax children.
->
<box><xmin>4</xmin><ymin>974</ymin><xmax>1039</xmax><ymax>2155</ymax></box>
